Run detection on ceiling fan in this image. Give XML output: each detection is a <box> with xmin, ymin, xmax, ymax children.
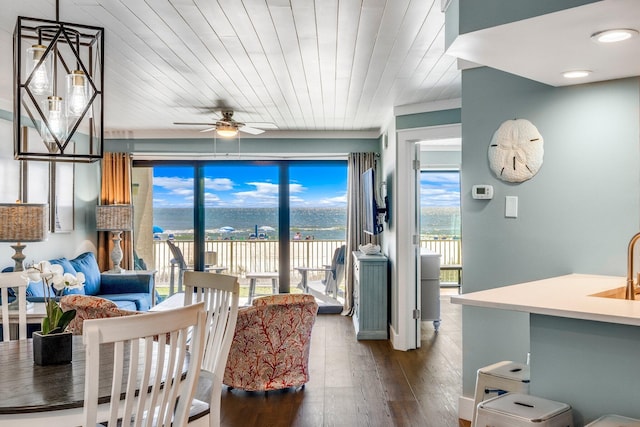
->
<box><xmin>173</xmin><ymin>110</ymin><xmax>277</xmax><ymax>137</ymax></box>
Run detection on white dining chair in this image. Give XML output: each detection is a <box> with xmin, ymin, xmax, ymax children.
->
<box><xmin>82</xmin><ymin>302</ymin><xmax>207</xmax><ymax>426</ymax></box>
<box><xmin>0</xmin><ymin>271</ymin><xmax>29</xmax><ymax>341</ymax></box>
<box><xmin>183</xmin><ymin>271</ymin><xmax>240</xmax><ymax>427</ymax></box>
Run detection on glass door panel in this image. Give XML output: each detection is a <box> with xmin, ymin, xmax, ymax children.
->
<box><xmin>203</xmin><ymin>164</ymin><xmax>279</xmax><ymax>304</ymax></box>
<box><xmin>132</xmin><ymin>165</ymin><xmax>194</xmax><ymax>299</ymax></box>
<box><xmin>289</xmin><ymin>163</ymin><xmax>347</xmax><ymax>304</ymax></box>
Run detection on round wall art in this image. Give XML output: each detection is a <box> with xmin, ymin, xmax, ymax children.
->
<box><xmin>488</xmin><ymin>119</ymin><xmax>544</xmax><ymax>183</ymax></box>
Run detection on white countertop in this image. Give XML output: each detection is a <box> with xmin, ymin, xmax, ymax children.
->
<box><xmin>450</xmin><ymin>273</ymin><xmax>640</xmax><ymax>327</ymax></box>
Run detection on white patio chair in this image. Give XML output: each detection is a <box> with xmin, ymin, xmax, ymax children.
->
<box><xmin>82</xmin><ymin>302</ymin><xmax>207</xmax><ymax>426</ymax></box>
<box><xmin>0</xmin><ymin>271</ymin><xmax>29</xmax><ymax>341</ymax></box>
<box><xmin>183</xmin><ymin>271</ymin><xmax>240</xmax><ymax>427</ymax></box>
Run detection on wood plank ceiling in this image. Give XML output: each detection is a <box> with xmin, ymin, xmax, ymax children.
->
<box><xmin>0</xmin><ymin>0</ymin><xmax>460</xmax><ymax>135</ymax></box>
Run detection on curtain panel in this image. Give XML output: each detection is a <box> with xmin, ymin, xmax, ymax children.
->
<box><xmin>344</xmin><ymin>152</ymin><xmax>380</xmax><ymax>315</ymax></box>
<box><xmin>98</xmin><ymin>153</ymin><xmax>133</xmax><ymax>272</ymax></box>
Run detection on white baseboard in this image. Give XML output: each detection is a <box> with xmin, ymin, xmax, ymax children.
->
<box><xmin>458</xmin><ymin>395</ymin><xmax>474</xmax><ymax>422</ymax></box>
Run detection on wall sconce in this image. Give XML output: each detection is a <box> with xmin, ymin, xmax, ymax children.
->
<box><xmin>0</xmin><ymin>203</ymin><xmax>49</xmax><ymax>272</ymax></box>
<box><xmin>96</xmin><ymin>205</ymin><xmax>133</xmax><ymax>273</ymax></box>
<box><xmin>13</xmin><ymin>1</ymin><xmax>104</xmax><ymax>163</ymax></box>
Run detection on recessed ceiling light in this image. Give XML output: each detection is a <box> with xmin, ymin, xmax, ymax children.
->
<box><xmin>591</xmin><ymin>28</ymin><xmax>638</xmax><ymax>43</ymax></box>
<box><xmin>562</xmin><ymin>70</ymin><xmax>591</xmax><ymax>79</ymax></box>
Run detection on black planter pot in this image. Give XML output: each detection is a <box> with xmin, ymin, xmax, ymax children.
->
<box><xmin>32</xmin><ymin>331</ymin><xmax>72</xmax><ymax>365</ymax></box>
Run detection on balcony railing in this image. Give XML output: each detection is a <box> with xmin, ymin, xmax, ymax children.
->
<box><xmin>148</xmin><ymin>238</ymin><xmax>461</xmax><ymax>295</ymax></box>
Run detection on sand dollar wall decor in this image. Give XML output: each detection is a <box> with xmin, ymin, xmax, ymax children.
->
<box><xmin>488</xmin><ymin>119</ymin><xmax>544</xmax><ymax>183</ymax></box>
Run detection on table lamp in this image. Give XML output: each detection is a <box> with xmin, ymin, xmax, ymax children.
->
<box><xmin>96</xmin><ymin>204</ymin><xmax>133</xmax><ymax>273</ymax></box>
<box><xmin>0</xmin><ymin>203</ymin><xmax>48</xmax><ymax>272</ymax></box>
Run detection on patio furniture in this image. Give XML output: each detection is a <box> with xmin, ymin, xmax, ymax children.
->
<box><xmin>82</xmin><ymin>302</ymin><xmax>208</xmax><ymax>426</ymax></box>
<box><xmin>295</xmin><ymin>245</ymin><xmax>345</xmax><ymax>299</ymax></box>
<box><xmin>223</xmin><ymin>293</ymin><xmax>318</xmax><ymax>391</ymax></box>
<box><xmin>183</xmin><ymin>271</ymin><xmax>240</xmax><ymax>427</ymax></box>
<box><xmin>167</xmin><ymin>240</ymin><xmax>223</xmax><ymax>294</ymax></box>
<box><xmin>245</xmin><ymin>272</ymin><xmax>279</xmax><ymax>303</ymax></box>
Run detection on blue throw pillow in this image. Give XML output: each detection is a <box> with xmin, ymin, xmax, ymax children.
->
<box><xmin>48</xmin><ymin>257</ymin><xmax>85</xmax><ymax>295</ymax></box>
<box><xmin>69</xmin><ymin>252</ymin><xmax>101</xmax><ymax>295</ymax></box>
<box><xmin>26</xmin><ymin>279</ymin><xmax>48</xmax><ymax>297</ymax></box>
<box><xmin>49</xmin><ymin>257</ymin><xmax>77</xmax><ymax>275</ymax></box>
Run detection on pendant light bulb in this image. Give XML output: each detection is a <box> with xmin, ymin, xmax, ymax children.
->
<box><xmin>26</xmin><ymin>45</ymin><xmax>52</xmax><ymax>96</ymax></box>
<box><xmin>66</xmin><ymin>70</ymin><xmax>88</xmax><ymax>117</ymax></box>
<box><xmin>41</xmin><ymin>96</ymin><xmax>67</xmax><ymax>145</ymax></box>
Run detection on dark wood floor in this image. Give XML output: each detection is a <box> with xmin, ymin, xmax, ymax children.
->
<box><xmin>220</xmin><ymin>294</ymin><xmax>468</xmax><ymax>426</ymax></box>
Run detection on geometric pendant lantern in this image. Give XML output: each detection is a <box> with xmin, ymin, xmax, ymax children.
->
<box><xmin>13</xmin><ymin>2</ymin><xmax>104</xmax><ymax>163</ymax></box>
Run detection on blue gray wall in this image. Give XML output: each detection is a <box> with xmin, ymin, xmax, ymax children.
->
<box><xmin>461</xmin><ymin>67</ymin><xmax>640</xmax><ymax>395</ymax></box>
<box><xmin>0</xmin><ymin>115</ymin><xmax>100</xmax><ymax>267</ymax></box>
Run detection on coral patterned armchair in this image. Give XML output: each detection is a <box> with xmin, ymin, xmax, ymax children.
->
<box><xmin>60</xmin><ymin>295</ymin><xmax>141</xmax><ymax>335</ymax></box>
<box><xmin>223</xmin><ymin>293</ymin><xmax>318</xmax><ymax>391</ymax></box>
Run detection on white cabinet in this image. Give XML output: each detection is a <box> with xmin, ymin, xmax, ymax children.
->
<box><xmin>352</xmin><ymin>251</ymin><xmax>388</xmax><ymax>340</ymax></box>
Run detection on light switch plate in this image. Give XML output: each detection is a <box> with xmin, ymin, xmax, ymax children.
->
<box><xmin>505</xmin><ymin>196</ymin><xmax>518</xmax><ymax>218</ymax></box>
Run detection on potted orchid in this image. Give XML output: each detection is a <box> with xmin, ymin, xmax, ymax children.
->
<box><xmin>23</xmin><ymin>261</ymin><xmax>85</xmax><ymax>365</ymax></box>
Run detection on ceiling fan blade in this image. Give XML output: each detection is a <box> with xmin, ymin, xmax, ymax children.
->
<box><xmin>244</xmin><ymin>122</ymin><xmax>278</xmax><ymax>129</ymax></box>
<box><xmin>199</xmin><ymin>127</ymin><xmax>216</xmax><ymax>133</ymax></box>
<box><xmin>173</xmin><ymin>122</ymin><xmax>217</xmax><ymax>126</ymax></box>
<box><xmin>240</xmin><ymin>126</ymin><xmax>265</xmax><ymax>135</ymax></box>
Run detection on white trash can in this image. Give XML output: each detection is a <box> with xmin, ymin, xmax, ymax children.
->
<box><xmin>586</xmin><ymin>414</ymin><xmax>640</xmax><ymax>426</ymax></box>
<box><xmin>476</xmin><ymin>393</ymin><xmax>573</xmax><ymax>427</ymax></box>
<box><xmin>473</xmin><ymin>361</ymin><xmax>530</xmax><ymax>426</ymax></box>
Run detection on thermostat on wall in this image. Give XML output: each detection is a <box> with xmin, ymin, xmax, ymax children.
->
<box><xmin>472</xmin><ymin>185</ymin><xmax>494</xmax><ymax>200</ymax></box>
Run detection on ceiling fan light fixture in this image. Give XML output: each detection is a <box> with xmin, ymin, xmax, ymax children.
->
<box><xmin>216</xmin><ymin>123</ymin><xmax>238</xmax><ymax>138</ymax></box>
<box><xmin>591</xmin><ymin>28</ymin><xmax>638</xmax><ymax>43</ymax></box>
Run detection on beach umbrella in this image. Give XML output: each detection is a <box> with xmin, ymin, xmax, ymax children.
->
<box><xmin>153</xmin><ymin>225</ymin><xmax>163</xmax><ymax>233</ymax></box>
<box><xmin>259</xmin><ymin>226</ymin><xmax>275</xmax><ymax>232</ymax></box>
<box><xmin>219</xmin><ymin>226</ymin><xmax>235</xmax><ymax>233</ymax></box>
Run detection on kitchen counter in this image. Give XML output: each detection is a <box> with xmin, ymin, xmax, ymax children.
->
<box><xmin>450</xmin><ymin>273</ymin><xmax>640</xmax><ymax>326</ymax></box>
<box><xmin>452</xmin><ymin>273</ymin><xmax>640</xmax><ymax>424</ymax></box>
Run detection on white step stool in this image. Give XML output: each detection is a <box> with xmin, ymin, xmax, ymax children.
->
<box><xmin>473</xmin><ymin>361</ymin><xmax>530</xmax><ymax>426</ymax></box>
<box><xmin>586</xmin><ymin>414</ymin><xmax>640</xmax><ymax>426</ymax></box>
<box><xmin>476</xmin><ymin>393</ymin><xmax>573</xmax><ymax>427</ymax></box>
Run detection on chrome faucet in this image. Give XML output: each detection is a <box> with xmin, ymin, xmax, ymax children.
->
<box><xmin>626</xmin><ymin>232</ymin><xmax>640</xmax><ymax>300</ymax></box>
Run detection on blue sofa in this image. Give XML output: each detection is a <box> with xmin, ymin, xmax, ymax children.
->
<box><xmin>8</xmin><ymin>252</ymin><xmax>155</xmax><ymax>311</ymax></box>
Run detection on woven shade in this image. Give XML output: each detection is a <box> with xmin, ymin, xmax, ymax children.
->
<box><xmin>0</xmin><ymin>203</ymin><xmax>48</xmax><ymax>242</ymax></box>
<box><xmin>96</xmin><ymin>205</ymin><xmax>133</xmax><ymax>231</ymax></box>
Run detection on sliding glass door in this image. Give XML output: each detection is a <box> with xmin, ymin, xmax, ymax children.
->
<box><xmin>132</xmin><ymin>160</ymin><xmax>347</xmax><ymax>303</ymax></box>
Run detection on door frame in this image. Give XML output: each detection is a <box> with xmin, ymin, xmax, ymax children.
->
<box><xmin>395</xmin><ymin>124</ymin><xmax>461</xmax><ymax>350</ymax></box>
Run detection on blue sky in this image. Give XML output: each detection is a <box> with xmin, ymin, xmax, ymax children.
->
<box><xmin>153</xmin><ymin>164</ymin><xmax>348</xmax><ymax>208</ymax></box>
<box><xmin>153</xmin><ymin>166</ymin><xmax>459</xmax><ymax>209</ymax></box>
<box><xmin>420</xmin><ymin>171</ymin><xmax>460</xmax><ymax>207</ymax></box>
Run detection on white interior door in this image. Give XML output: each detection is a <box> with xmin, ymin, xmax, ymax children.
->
<box><xmin>414</xmin><ymin>143</ymin><xmax>422</xmax><ymax>348</ymax></box>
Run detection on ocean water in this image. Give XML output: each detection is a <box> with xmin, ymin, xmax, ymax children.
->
<box><xmin>421</xmin><ymin>207</ymin><xmax>461</xmax><ymax>239</ymax></box>
<box><xmin>154</xmin><ymin>206</ymin><xmax>460</xmax><ymax>240</ymax></box>
<box><xmin>154</xmin><ymin>207</ymin><xmax>347</xmax><ymax>240</ymax></box>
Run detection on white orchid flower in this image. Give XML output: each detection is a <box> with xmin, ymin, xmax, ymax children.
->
<box><xmin>49</xmin><ymin>264</ymin><xmax>64</xmax><ymax>276</ymax></box>
<box><xmin>63</xmin><ymin>272</ymin><xmax>84</xmax><ymax>289</ymax></box>
<box><xmin>23</xmin><ymin>267</ymin><xmax>43</xmax><ymax>283</ymax></box>
<box><xmin>74</xmin><ymin>272</ymin><xmax>86</xmax><ymax>286</ymax></box>
<box><xmin>38</xmin><ymin>261</ymin><xmax>52</xmax><ymax>273</ymax></box>
<box><xmin>50</xmin><ymin>273</ymin><xmax>65</xmax><ymax>291</ymax></box>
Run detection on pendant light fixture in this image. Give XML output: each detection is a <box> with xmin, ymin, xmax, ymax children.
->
<box><xmin>13</xmin><ymin>0</ymin><xmax>104</xmax><ymax>162</ymax></box>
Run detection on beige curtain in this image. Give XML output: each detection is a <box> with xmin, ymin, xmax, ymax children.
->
<box><xmin>98</xmin><ymin>153</ymin><xmax>133</xmax><ymax>272</ymax></box>
<box><xmin>343</xmin><ymin>152</ymin><xmax>379</xmax><ymax>315</ymax></box>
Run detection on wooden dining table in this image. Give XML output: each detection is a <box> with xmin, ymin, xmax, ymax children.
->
<box><xmin>0</xmin><ymin>335</ymin><xmax>189</xmax><ymax>424</ymax></box>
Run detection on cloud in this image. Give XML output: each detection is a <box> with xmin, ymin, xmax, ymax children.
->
<box><xmin>204</xmin><ymin>177</ymin><xmax>233</xmax><ymax>191</ymax></box>
<box><xmin>154</xmin><ymin>176</ymin><xmax>193</xmax><ymax>191</ymax></box>
<box><xmin>421</xmin><ymin>188</ymin><xmax>460</xmax><ymax>207</ymax></box>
